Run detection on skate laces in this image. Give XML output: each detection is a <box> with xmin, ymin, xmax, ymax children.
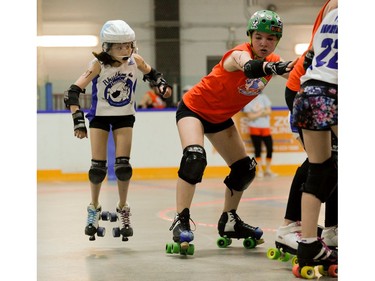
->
<box><xmin>119</xmin><ymin>208</ymin><xmax>131</xmax><ymax>227</ymax></box>
<box><xmin>169</xmin><ymin>213</ymin><xmax>196</xmax><ymax>232</ymax></box>
<box><xmin>87</xmin><ymin>207</ymin><xmax>99</xmax><ymax>225</ymax></box>
<box><xmin>229</xmin><ymin>211</ymin><xmax>255</xmax><ymax>230</ymax></box>
<box><xmin>316</xmin><ymin>237</ymin><xmax>336</xmax><ymax>261</ymax></box>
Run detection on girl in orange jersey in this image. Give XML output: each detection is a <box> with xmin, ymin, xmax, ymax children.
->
<box><xmin>167</xmin><ymin>10</ymin><xmax>298</xmax><ymax>254</ymax></box>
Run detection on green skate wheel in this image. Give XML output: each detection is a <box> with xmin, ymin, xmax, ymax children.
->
<box><xmin>166</xmin><ymin>243</ymin><xmax>173</xmax><ymax>254</ymax></box>
<box><xmin>187</xmin><ymin>244</ymin><xmax>195</xmax><ymax>255</ymax></box>
<box><xmin>243</xmin><ymin>237</ymin><xmax>256</xmax><ymax>249</ymax></box>
<box><xmin>172</xmin><ymin>242</ymin><xmax>180</xmax><ymax>254</ymax></box>
<box><xmin>278</xmin><ymin>251</ymin><xmax>290</xmax><ymax>262</ymax></box>
<box><xmin>226</xmin><ymin>237</ymin><xmax>232</xmax><ymax>246</ymax></box>
<box><xmin>217</xmin><ymin>237</ymin><xmax>228</xmax><ymax>248</ymax></box>
<box><xmin>266</xmin><ymin>248</ymin><xmax>280</xmax><ymax>260</ymax></box>
<box><xmin>301</xmin><ymin>265</ymin><xmax>315</xmax><ymax>279</ymax></box>
<box><xmin>291</xmin><ymin>256</ymin><xmax>298</xmax><ymax>266</ymax></box>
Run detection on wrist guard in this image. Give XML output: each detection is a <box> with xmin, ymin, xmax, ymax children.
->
<box><xmin>64</xmin><ymin>84</ymin><xmax>85</xmax><ymax>109</ymax></box>
<box><xmin>264</xmin><ymin>61</ymin><xmax>293</xmax><ymax>76</ymax></box>
<box><xmin>303</xmin><ymin>50</ymin><xmax>314</xmax><ymax>70</ymax></box>
<box><xmin>143</xmin><ymin>68</ymin><xmax>171</xmax><ymax>96</ymax></box>
<box><xmin>72</xmin><ymin>110</ymin><xmax>87</xmax><ymax>133</ymax></box>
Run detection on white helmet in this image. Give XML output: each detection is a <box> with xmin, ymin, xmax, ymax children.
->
<box><xmin>100</xmin><ymin>20</ymin><xmax>135</xmax><ymax>43</ymax></box>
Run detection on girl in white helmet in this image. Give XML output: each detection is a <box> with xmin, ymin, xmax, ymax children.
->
<box><xmin>64</xmin><ymin>19</ymin><xmax>172</xmax><ymax>241</ymax></box>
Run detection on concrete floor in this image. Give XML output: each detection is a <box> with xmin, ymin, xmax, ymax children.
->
<box><xmin>37</xmin><ymin>176</ymin><xmax>338</xmax><ymax>281</ymax></box>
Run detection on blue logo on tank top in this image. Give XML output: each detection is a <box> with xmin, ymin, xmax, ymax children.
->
<box><xmin>103</xmin><ymin>72</ymin><xmax>134</xmax><ymax>107</ymax></box>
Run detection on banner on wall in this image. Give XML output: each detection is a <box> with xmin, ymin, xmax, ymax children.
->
<box><xmin>233</xmin><ymin>109</ymin><xmax>304</xmax><ymax>154</ymax></box>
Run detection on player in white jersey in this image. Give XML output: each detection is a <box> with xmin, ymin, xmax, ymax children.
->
<box><xmin>291</xmin><ymin>8</ymin><xmax>338</xmax><ymax>278</ymax></box>
<box><xmin>64</xmin><ymin>20</ymin><xmax>172</xmax><ymax>241</ymax></box>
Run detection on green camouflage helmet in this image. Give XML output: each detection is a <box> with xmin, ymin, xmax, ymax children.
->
<box><xmin>247</xmin><ymin>10</ymin><xmax>283</xmax><ymax>38</ymax></box>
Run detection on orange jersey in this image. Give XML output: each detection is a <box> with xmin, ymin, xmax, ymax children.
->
<box><xmin>182</xmin><ymin>42</ymin><xmax>280</xmax><ymax>124</ymax></box>
<box><xmin>286</xmin><ymin>0</ymin><xmax>331</xmax><ymax>91</ymax></box>
<box><xmin>147</xmin><ymin>91</ymin><xmax>165</xmax><ymax>108</ymax></box>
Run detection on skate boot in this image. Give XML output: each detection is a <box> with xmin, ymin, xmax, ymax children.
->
<box><xmin>85</xmin><ymin>203</ymin><xmax>106</xmax><ymax>241</ymax></box>
<box><xmin>267</xmin><ymin>221</ymin><xmax>301</xmax><ymax>264</ymax></box>
<box><xmin>292</xmin><ymin>238</ymin><xmax>338</xmax><ymax>279</ymax></box>
<box><xmin>217</xmin><ymin>209</ymin><xmax>264</xmax><ymax>249</ymax></box>
<box><xmin>166</xmin><ymin>208</ymin><xmax>195</xmax><ymax>255</ymax></box>
<box><xmin>112</xmin><ymin>203</ymin><xmax>133</xmax><ymax>242</ymax></box>
<box><xmin>321</xmin><ymin>225</ymin><xmax>338</xmax><ymax>250</ymax></box>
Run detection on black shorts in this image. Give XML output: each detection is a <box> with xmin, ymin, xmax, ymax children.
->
<box><xmin>176</xmin><ymin>100</ymin><xmax>234</xmax><ymax>133</ymax></box>
<box><xmin>89</xmin><ymin>115</ymin><xmax>136</xmax><ymax>131</ymax></box>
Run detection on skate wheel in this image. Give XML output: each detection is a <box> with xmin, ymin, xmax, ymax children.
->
<box><xmin>243</xmin><ymin>238</ymin><xmax>256</xmax><ymax>249</ymax></box>
<box><xmin>166</xmin><ymin>243</ymin><xmax>173</xmax><ymax>254</ymax></box>
<box><xmin>172</xmin><ymin>242</ymin><xmax>180</xmax><ymax>254</ymax></box>
<box><xmin>328</xmin><ymin>264</ymin><xmax>338</xmax><ymax>277</ymax></box>
<box><xmin>300</xmin><ymin>266</ymin><xmax>315</xmax><ymax>279</ymax></box>
<box><xmin>291</xmin><ymin>256</ymin><xmax>298</xmax><ymax>266</ymax></box>
<box><xmin>278</xmin><ymin>252</ymin><xmax>290</xmax><ymax>262</ymax></box>
<box><xmin>292</xmin><ymin>265</ymin><xmax>301</xmax><ymax>278</ymax></box>
<box><xmin>101</xmin><ymin>211</ymin><xmax>110</xmax><ymax>221</ymax></box>
<box><xmin>317</xmin><ymin>265</ymin><xmax>327</xmax><ymax>276</ymax></box>
<box><xmin>112</xmin><ymin>227</ymin><xmax>121</xmax><ymax>237</ymax></box>
<box><xmin>187</xmin><ymin>244</ymin><xmax>195</xmax><ymax>255</ymax></box>
<box><xmin>217</xmin><ymin>237</ymin><xmax>228</xmax><ymax>248</ymax></box>
<box><xmin>109</xmin><ymin>212</ymin><xmax>117</xmax><ymax>222</ymax></box>
<box><xmin>266</xmin><ymin>248</ymin><xmax>280</xmax><ymax>260</ymax></box>
<box><xmin>97</xmin><ymin>227</ymin><xmax>106</xmax><ymax>237</ymax></box>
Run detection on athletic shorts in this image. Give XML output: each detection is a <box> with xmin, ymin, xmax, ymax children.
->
<box><xmin>176</xmin><ymin>100</ymin><xmax>234</xmax><ymax>133</ymax></box>
<box><xmin>249</xmin><ymin>127</ymin><xmax>271</xmax><ymax>136</ymax></box>
<box><xmin>89</xmin><ymin>115</ymin><xmax>135</xmax><ymax>131</ymax></box>
<box><xmin>292</xmin><ymin>80</ymin><xmax>337</xmax><ymax>131</ymax></box>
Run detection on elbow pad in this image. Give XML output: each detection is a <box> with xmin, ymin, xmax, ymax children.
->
<box><xmin>64</xmin><ymin>84</ymin><xmax>85</xmax><ymax>108</ymax></box>
<box><xmin>243</xmin><ymin>60</ymin><xmax>266</xmax><ymax>79</ymax></box>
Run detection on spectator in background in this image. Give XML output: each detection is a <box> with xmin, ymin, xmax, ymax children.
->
<box><xmin>138</xmin><ymin>83</ymin><xmax>166</xmax><ymax>109</ymax></box>
<box><xmin>243</xmin><ymin>94</ymin><xmax>277</xmax><ymax>178</ymax></box>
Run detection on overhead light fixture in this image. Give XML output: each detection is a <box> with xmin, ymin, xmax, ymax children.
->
<box><xmin>37</xmin><ymin>35</ymin><xmax>99</xmax><ymax>47</ymax></box>
<box><xmin>294</xmin><ymin>43</ymin><xmax>309</xmax><ymax>55</ymax></box>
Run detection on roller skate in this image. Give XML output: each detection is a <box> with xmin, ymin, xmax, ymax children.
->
<box><xmin>166</xmin><ymin>208</ymin><xmax>195</xmax><ymax>256</ymax></box>
<box><xmin>106</xmin><ymin>203</ymin><xmax>133</xmax><ymax>242</ymax></box>
<box><xmin>321</xmin><ymin>226</ymin><xmax>338</xmax><ymax>250</ymax></box>
<box><xmin>216</xmin><ymin>209</ymin><xmax>264</xmax><ymax>249</ymax></box>
<box><xmin>85</xmin><ymin>203</ymin><xmax>108</xmax><ymax>241</ymax></box>
<box><xmin>267</xmin><ymin>221</ymin><xmax>301</xmax><ymax>265</ymax></box>
<box><xmin>292</xmin><ymin>238</ymin><xmax>338</xmax><ymax>279</ymax></box>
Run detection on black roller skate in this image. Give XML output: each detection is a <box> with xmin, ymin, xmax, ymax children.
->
<box><xmin>166</xmin><ymin>208</ymin><xmax>195</xmax><ymax>255</ymax></box>
<box><xmin>217</xmin><ymin>209</ymin><xmax>264</xmax><ymax>249</ymax></box>
<box><xmin>292</xmin><ymin>238</ymin><xmax>338</xmax><ymax>279</ymax></box>
<box><xmin>109</xmin><ymin>203</ymin><xmax>133</xmax><ymax>242</ymax></box>
<box><xmin>85</xmin><ymin>203</ymin><xmax>108</xmax><ymax>241</ymax></box>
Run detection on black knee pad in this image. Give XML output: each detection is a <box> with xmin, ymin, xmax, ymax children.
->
<box><xmin>89</xmin><ymin>160</ymin><xmax>107</xmax><ymax>184</ymax></box>
<box><xmin>178</xmin><ymin>145</ymin><xmax>207</xmax><ymax>185</ymax></box>
<box><xmin>114</xmin><ymin>157</ymin><xmax>132</xmax><ymax>181</ymax></box>
<box><xmin>302</xmin><ymin>158</ymin><xmax>338</xmax><ymax>203</ymax></box>
<box><xmin>224</xmin><ymin>157</ymin><xmax>256</xmax><ymax>193</ymax></box>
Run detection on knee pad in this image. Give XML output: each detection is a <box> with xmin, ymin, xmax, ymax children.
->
<box><xmin>302</xmin><ymin>158</ymin><xmax>338</xmax><ymax>203</ymax></box>
<box><xmin>224</xmin><ymin>157</ymin><xmax>256</xmax><ymax>193</ymax></box>
<box><xmin>178</xmin><ymin>145</ymin><xmax>207</xmax><ymax>185</ymax></box>
<box><xmin>89</xmin><ymin>160</ymin><xmax>107</xmax><ymax>184</ymax></box>
<box><xmin>114</xmin><ymin>157</ymin><xmax>132</xmax><ymax>181</ymax></box>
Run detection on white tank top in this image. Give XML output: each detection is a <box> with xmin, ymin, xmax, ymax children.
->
<box><xmin>87</xmin><ymin>56</ymin><xmax>138</xmax><ymax>120</ymax></box>
<box><xmin>301</xmin><ymin>8</ymin><xmax>338</xmax><ymax>85</ymax></box>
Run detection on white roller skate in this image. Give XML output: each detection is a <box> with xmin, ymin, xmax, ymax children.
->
<box><xmin>267</xmin><ymin>221</ymin><xmax>301</xmax><ymax>264</ymax></box>
<box><xmin>111</xmin><ymin>203</ymin><xmax>133</xmax><ymax>242</ymax></box>
<box><xmin>85</xmin><ymin>203</ymin><xmax>107</xmax><ymax>241</ymax></box>
<box><xmin>321</xmin><ymin>225</ymin><xmax>338</xmax><ymax>250</ymax></box>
